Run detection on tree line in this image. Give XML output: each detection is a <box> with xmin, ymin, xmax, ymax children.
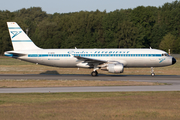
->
<box><xmin>0</xmin><ymin>0</ymin><xmax>180</xmax><ymax>55</ymax></box>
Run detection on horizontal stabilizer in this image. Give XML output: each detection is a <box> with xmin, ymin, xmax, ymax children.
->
<box><xmin>4</xmin><ymin>51</ymin><xmax>26</xmax><ymax>57</ymax></box>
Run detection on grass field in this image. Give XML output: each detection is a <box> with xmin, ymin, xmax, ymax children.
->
<box><xmin>0</xmin><ymin>92</ymin><xmax>180</xmax><ymax>120</ymax></box>
<box><xmin>0</xmin><ymin>80</ymin><xmax>164</xmax><ymax>88</ymax></box>
<box><xmin>0</xmin><ymin>56</ymin><xmax>179</xmax><ymax>75</ymax></box>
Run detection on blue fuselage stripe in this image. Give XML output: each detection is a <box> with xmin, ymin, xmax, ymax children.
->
<box><xmin>28</xmin><ymin>54</ymin><xmax>162</xmax><ymax>57</ymax></box>
<box><xmin>8</xmin><ymin>27</ymin><xmax>21</xmax><ymax>29</ymax></box>
<box><xmin>12</xmin><ymin>40</ymin><xmax>32</xmax><ymax>42</ymax></box>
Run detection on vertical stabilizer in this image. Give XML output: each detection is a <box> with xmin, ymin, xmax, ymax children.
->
<box><xmin>7</xmin><ymin>22</ymin><xmax>40</xmax><ymax>50</ymax></box>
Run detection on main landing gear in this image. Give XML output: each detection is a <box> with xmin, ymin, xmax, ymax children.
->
<box><xmin>151</xmin><ymin>67</ymin><xmax>155</xmax><ymax>77</ymax></box>
<box><xmin>91</xmin><ymin>64</ymin><xmax>99</xmax><ymax>77</ymax></box>
<box><xmin>91</xmin><ymin>71</ymin><xmax>98</xmax><ymax>77</ymax></box>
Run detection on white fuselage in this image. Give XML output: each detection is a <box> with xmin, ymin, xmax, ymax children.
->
<box><xmin>12</xmin><ymin>48</ymin><xmax>173</xmax><ymax>68</ymax></box>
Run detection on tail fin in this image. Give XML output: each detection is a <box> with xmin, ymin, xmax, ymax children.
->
<box><xmin>7</xmin><ymin>22</ymin><xmax>40</xmax><ymax>51</ymax></box>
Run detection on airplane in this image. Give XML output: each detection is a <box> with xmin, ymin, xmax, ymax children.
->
<box><xmin>4</xmin><ymin>22</ymin><xmax>176</xmax><ymax>77</ymax></box>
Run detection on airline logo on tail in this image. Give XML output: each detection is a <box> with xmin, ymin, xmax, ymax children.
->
<box><xmin>10</xmin><ymin>31</ymin><xmax>22</xmax><ymax>38</ymax></box>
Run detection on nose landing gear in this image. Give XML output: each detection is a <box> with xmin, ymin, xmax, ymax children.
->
<box><xmin>151</xmin><ymin>67</ymin><xmax>155</xmax><ymax>77</ymax></box>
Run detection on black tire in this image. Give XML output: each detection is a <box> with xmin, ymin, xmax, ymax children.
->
<box><xmin>151</xmin><ymin>73</ymin><xmax>155</xmax><ymax>77</ymax></box>
<box><xmin>95</xmin><ymin>71</ymin><xmax>98</xmax><ymax>76</ymax></box>
<box><xmin>91</xmin><ymin>71</ymin><xmax>98</xmax><ymax>77</ymax></box>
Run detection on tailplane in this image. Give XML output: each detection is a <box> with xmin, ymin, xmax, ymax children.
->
<box><xmin>7</xmin><ymin>22</ymin><xmax>40</xmax><ymax>50</ymax></box>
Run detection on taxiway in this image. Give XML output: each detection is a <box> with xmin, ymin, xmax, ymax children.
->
<box><xmin>0</xmin><ymin>74</ymin><xmax>179</xmax><ymax>93</ymax></box>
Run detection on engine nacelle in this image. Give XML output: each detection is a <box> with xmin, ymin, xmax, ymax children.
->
<box><xmin>101</xmin><ymin>63</ymin><xmax>124</xmax><ymax>73</ymax></box>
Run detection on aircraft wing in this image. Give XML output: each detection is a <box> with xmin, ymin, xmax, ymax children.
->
<box><xmin>74</xmin><ymin>55</ymin><xmax>107</xmax><ymax>64</ymax></box>
<box><xmin>74</xmin><ymin>55</ymin><xmax>123</xmax><ymax>68</ymax></box>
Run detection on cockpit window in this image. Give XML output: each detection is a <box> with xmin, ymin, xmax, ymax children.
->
<box><xmin>162</xmin><ymin>53</ymin><xmax>169</xmax><ymax>56</ymax></box>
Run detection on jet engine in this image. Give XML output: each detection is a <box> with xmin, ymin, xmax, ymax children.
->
<box><xmin>101</xmin><ymin>63</ymin><xmax>124</xmax><ymax>73</ymax></box>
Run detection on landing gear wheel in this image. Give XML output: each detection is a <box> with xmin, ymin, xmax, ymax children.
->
<box><xmin>91</xmin><ymin>71</ymin><xmax>98</xmax><ymax>77</ymax></box>
<box><xmin>151</xmin><ymin>67</ymin><xmax>155</xmax><ymax>77</ymax></box>
<box><xmin>151</xmin><ymin>73</ymin><xmax>155</xmax><ymax>77</ymax></box>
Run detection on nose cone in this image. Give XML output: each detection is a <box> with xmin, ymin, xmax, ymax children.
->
<box><xmin>172</xmin><ymin>57</ymin><xmax>176</xmax><ymax>65</ymax></box>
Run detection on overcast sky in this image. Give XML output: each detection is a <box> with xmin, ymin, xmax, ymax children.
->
<box><xmin>0</xmin><ymin>0</ymin><xmax>176</xmax><ymax>14</ymax></box>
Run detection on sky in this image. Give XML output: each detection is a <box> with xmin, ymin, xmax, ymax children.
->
<box><xmin>0</xmin><ymin>0</ymin><xmax>177</xmax><ymax>14</ymax></box>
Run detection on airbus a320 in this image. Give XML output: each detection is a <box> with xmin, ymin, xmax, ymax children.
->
<box><xmin>5</xmin><ymin>22</ymin><xmax>176</xmax><ymax>76</ymax></box>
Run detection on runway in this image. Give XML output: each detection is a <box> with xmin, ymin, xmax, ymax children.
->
<box><xmin>0</xmin><ymin>74</ymin><xmax>180</xmax><ymax>81</ymax></box>
<box><xmin>0</xmin><ymin>74</ymin><xmax>180</xmax><ymax>93</ymax></box>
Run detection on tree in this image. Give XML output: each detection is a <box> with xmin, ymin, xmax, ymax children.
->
<box><xmin>131</xmin><ymin>6</ymin><xmax>158</xmax><ymax>47</ymax></box>
<box><xmin>1</xmin><ymin>1</ymin><xmax>180</xmax><ymax>55</ymax></box>
<box><xmin>159</xmin><ymin>33</ymin><xmax>176</xmax><ymax>53</ymax></box>
<box><xmin>150</xmin><ymin>24</ymin><xmax>167</xmax><ymax>48</ymax></box>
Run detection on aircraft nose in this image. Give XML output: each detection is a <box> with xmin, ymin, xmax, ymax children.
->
<box><xmin>172</xmin><ymin>57</ymin><xmax>176</xmax><ymax>65</ymax></box>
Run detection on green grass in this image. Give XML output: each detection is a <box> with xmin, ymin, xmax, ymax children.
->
<box><xmin>0</xmin><ymin>57</ymin><xmax>33</xmax><ymax>65</ymax></box>
<box><xmin>0</xmin><ymin>92</ymin><xmax>180</xmax><ymax>120</ymax></box>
